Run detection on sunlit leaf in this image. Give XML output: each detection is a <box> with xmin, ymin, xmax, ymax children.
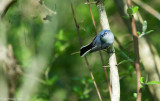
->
<box><xmin>127</xmin><ymin>6</ymin><xmax>139</xmax><ymax>15</ymax></box>
<box><xmin>140</xmin><ymin>77</ymin><xmax>144</xmax><ymax>84</ymax></box>
<box><xmin>146</xmin><ymin>81</ymin><xmax>160</xmax><ymax>85</ymax></box>
<box><xmin>145</xmin><ymin>30</ymin><xmax>154</xmax><ymax>34</ymax></box>
<box><xmin>137</xmin><ymin>31</ymin><xmax>141</xmax><ymax>35</ymax></box>
<box><xmin>133</xmin><ymin>93</ymin><xmax>137</xmax><ymax>98</ymax></box>
<box><xmin>140</xmin><ymin>85</ymin><xmax>143</xmax><ymax>88</ymax></box>
<box><xmin>132</xmin><ymin>6</ymin><xmax>139</xmax><ymax>14</ymax></box>
<box><xmin>142</xmin><ymin>20</ymin><xmax>147</xmax><ymax>32</ymax></box>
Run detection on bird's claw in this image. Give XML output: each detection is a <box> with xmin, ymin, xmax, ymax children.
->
<box><xmin>107</xmin><ymin>50</ymin><xmax>115</xmax><ymax>54</ymax></box>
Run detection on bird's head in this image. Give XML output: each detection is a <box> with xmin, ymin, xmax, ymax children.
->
<box><xmin>100</xmin><ymin>30</ymin><xmax>114</xmax><ymax>43</ymax></box>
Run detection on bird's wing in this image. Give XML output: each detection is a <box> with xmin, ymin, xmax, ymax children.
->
<box><xmin>91</xmin><ymin>35</ymin><xmax>98</xmax><ymax>46</ymax></box>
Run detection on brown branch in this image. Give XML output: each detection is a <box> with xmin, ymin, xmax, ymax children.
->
<box><xmin>133</xmin><ymin>0</ymin><xmax>160</xmax><ymax>21</ymax></box>
<box><xmin>126</xmin><ymin>0</ymin><xmax>142</xmax><ymax>101</ymax></box>
<box><xmin>114</xmin><ymin>0</ymin><xmax>160</xmax><ymax>100</ymax></box>
<box><xmin>70</xmin><ymin>1</ymin><xmax>102</xmax><ymax>101</ymax></box>
<box><xmin>87</xmin><ymin>0</ymin><xmax>112</xmax><ymax>99</ymax></box>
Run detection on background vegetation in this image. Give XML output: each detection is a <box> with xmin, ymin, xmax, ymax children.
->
<box><xmin>0</xmin><ymin>0</ymin><xmax>160</xmax><ymax>101</ymax></box>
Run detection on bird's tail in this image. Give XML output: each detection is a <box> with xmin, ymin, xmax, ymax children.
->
<box><xmin>80</xmin><ymin>44</ymin><xmax>93</xmax><ymax>57</ymax></box>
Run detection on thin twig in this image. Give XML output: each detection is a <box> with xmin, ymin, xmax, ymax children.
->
<box><xmin>70</xmin><ymin>1</ymin><xmax>102</xmax><ymax>101</ymax></box>
<box><xmin>133</xmin><ymin>0</ymin><xmax>160</xmax><ymax>20</ymax></box>
<box><xmin>71</xmin><ymin>51</ymin><xmax>80</xmax><ymax>55</ymax></box>
<box><xmin>126</xmin><ymin>0</ymin><xmax>142</xmax><ymax>101</ymax></box>
<box><xmin>87</xmin><ymin>0</ymin><xmax>112</xmax><ymax>99</ymax></box>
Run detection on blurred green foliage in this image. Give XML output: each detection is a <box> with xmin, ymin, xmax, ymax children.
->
<box><xmin>2</xmin><ymin>0</ymin><xmax>160</xmax><ymax>101</ymax></box>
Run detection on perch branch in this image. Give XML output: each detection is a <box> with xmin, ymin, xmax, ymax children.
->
<box><xmin>70</xmin><ymin>1</ymin><xmax>102</xmax><ymax>101</ymax></box>
<box><xmin>126</xmin><ymin>0</ymin><xmax>142</xmax><ymax>101</ymax></box>
<box><xmin>95</xmin><ymin>0</ymin><xmax>120</xmax><ymax>101</ymax></box>
<box><xmin>87</xmin><ymin>0</ymin><xmax>112</xmax><ymax>99</ymax></box>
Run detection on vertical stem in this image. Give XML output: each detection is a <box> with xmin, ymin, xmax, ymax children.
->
<box><xmin>87</xmin><ymin>0</ymin><xmax>112</xmax><ymax>99</ymax></box>
<box><xmin>126</xmin><ymin>0</ymin><xmax>142</xmax><ymax>101</ymax></box>
<box><xmin>70</xmin><ymin>1</ymin><xmax>102</xmax><ymax>101</ymax></box>
<box><xmin>95</xmin><ymin>0</ymin><xmax>120</xmax><ymax>101</ymax></box>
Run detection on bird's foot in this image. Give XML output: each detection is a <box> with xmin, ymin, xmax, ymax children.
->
<box><xmin>107</xmin><ymin>50</ymin><xmax>115</xmax><ymax>54</ymax></box>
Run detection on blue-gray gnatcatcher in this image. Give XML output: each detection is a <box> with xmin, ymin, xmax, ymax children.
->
<box><xmin>80</xmin><ymin>30</ymin><xmax>114</xmax><ymax>57</ymax></box>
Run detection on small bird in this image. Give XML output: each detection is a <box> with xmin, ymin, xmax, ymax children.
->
<box><xmin>80</xmin><ymin>30</ymin><xmax>114</xmax><ymax>57</ymax></box>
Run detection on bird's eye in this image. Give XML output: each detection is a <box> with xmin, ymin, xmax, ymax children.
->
<box><xmin>101</xmin><ymin>34</ymin><xmax>104</xmax><ymax>37</ymax></box>
<box><xmin>101</xmin><ymin>32</ymin><xmax>107</xmax><ymax>37</ymax></box>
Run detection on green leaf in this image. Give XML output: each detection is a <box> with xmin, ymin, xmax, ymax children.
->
<box><xmin>84</xmin><ymin>94</ymin><xmax>89</xmax><ymax>98</ymax></box>
<box><xmin>122</xmin><ymin>16</ymin><xmax>130</xmax><ymax>19</ymax></box>
<box><xmin>140</xmin><ymin>85</ymin><xmax>143</xmax><ymax>88</ymax></box>
<box><xmin>145</xmin><ymin>30</ymin><xmax>154</xmax><ymax>34</ymax></box>
<box><xmin>139</xmin><ymin>30</ymin><xmax>154</xmax><ymax>38</ymax></box>
<box><xmin>73</xmin><ymin>86</ymin><xmax>83</xmax><ymax>95</ymax></box>
<box><xmin>127</xmin><ymin>8</ymin><xmax>133</xmax><ymax>15</ymax></box>
<box><xmin>127</xmin><ymin>6</ymin><xmax>139</xmax><ymax>15</ymax></box>
<box><xmin>142</xmin><ymin>20</ymin><xmax>147</xmax><ymax>32</ymax></box>
<box><xmin>46</xmin><ymin>76</ymin><xmax>58</xmax><ymax>86</ymax></box>
<box><xmin>137</xmin><ymin>31</ymin><xmax>141</xmax><ymax>35</ymax></box>
<box><xmin>117</xmin><ymin>60</ymin><xmax>131</xmax><ymax>66</ymax></box>
<box><xmin>87</xmin><ymin>78</ymin><xmax>93</xmax><ymax>84</ymax></box>
<box><xmin>132</xmin><ymin>6</ymin><xmax>139</xmax><ymax>14</ymax></box>
<box><xmin>146</xmin><ymin>81</ymin><xmax>160</xmax><ymax>85</ymax></box>
<box><xmin>140</xmin><ymin>77</ymin><xmax>144</xmax><ymax>84</ymax></box>
<box><xmin>133</xmin><ymin>93</ymin><xmax>137</xmax><ymax>98</ymax></box>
